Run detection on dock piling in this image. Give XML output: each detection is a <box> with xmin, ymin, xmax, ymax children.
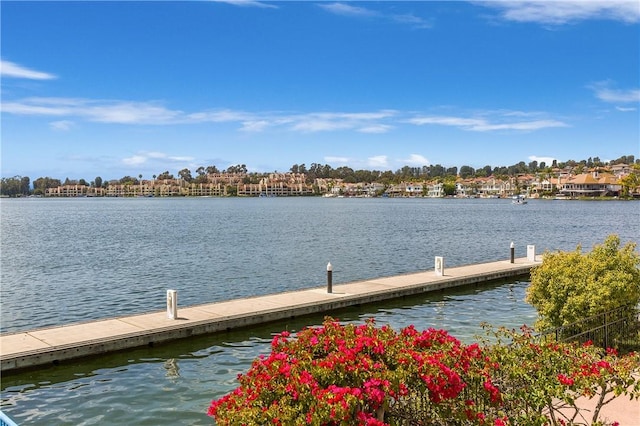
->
<box><xmin>167</xmin><ymin>289</ymin><xmax>178</xmax><ymax>319</ymax></box>
<box><xmin>1</xmin><ymin>258</ymin><xmax>537</xmax><ymax>373</ymax></box>
<box><xmin>435</xmin><ymin>256</ymin><xmax>444</xmax><ymax>276</ymax></box>
<box><xmin>527</xmin><ymin>245</ymin><xmax>536</xmax><ymax>262</ymax></box>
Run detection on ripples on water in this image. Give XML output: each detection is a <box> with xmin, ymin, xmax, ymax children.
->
<box><xmin>2</xmin><ymin>279</ymin><xmax>536</xmax><ymax>425</ymax></box>
<box><xmin>1</xmin><ymin>197</ymin><xmax>637</xmax><ymax>333</ymax></box>
<box><xmin>1</xmin><ymin>198</ymin><xmax>637</xmax><ymax>424</ymax></box>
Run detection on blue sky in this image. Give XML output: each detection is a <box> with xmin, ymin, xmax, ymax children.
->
<box><xmin>1</xmin><ymin>1</ymin><xmax>639</xmax><ymax>181</ymax></box>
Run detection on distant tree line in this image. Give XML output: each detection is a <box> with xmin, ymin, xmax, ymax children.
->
<box><xmin>1</xmin><ymin>154</ymin><xmax>637</xmax><ymax>197</ymax></box>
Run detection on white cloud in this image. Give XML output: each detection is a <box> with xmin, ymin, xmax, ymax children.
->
<box><xmin>292</xmin><ymin>118</ymin><xmax>351</xmax><ymax>133</ymax></box>
<box><xmin>528</xmin><ymin>155</ymin><xmax>556</xmax><ymax>166</ymax></box>
<box><xmin>471</xmin><ymin>119</ymin><xmax>568</xmax><ymax>131</ymax></box>
<box><xmin>408</xmin><ymin>113</ymin><xmax>568</xmax><ymax>132</ymax></box>
<box><xmin>3</xmin><ymin>96</ymin><xmax>568</xmax><ymax>135</ymax></box>
<box><xmin>122</xmin><ymin>155</ymin><xmax>148</xmax><ymax>166</ymax></box>
<box><xmin>210</xmin><ymin>0</ymin><xmax>277</xmax><ymax>9</ymax></box>
<box><xmin>318</xmin><ymin>2</ymin><xmax>378</xmax><ymax>17</ymax></box>
<box><xmin>477</xmin><ymin>1</ymin><xmax>640</xmax><ymax>25</ymax></box>
<box><xmin>49</xmin><ymin>120</ymin><xmax>74</xmax><ymax>131</ymax></box>
<box><xmin>2</xmin><ymin>100</ymin><xmax>71</xmax><ymax>116</ymax></box>
<box><xmin>589</xmin><ymin>81</ymin><xmax>640</xmax><ymax>103</ymax></box>
<box><xmin>169</xmin><ymin>155</ymin><xmax>196</xmax><ymax>162</ymax></box>
<box><xmin>148</xmin><ymin>152</ymin><xmax>169</xmax><ymax>159</ymax></box>
<box><xmin>616</xmin><ymin>106</ymin><xmax>637</xmax><ymax>112</ymax></box>
<box><xmin>402</xmin><ymin>154</ymin><xmax>430</xmax><ymax>166</ymax></box>
<box><xmin>1</xmin><ymin>97</ymin><xmax>183</xmax><ymax>124</ymax></box>
<box><xmin>409</xmin><ymin>116</ymin><xmax>485</xmax><ymax>127</ymax></box>
<box><xmin>392</xmin><ymin>13</ymin><xmax>432</xmax><ymax>29</ymax></box>
<box><xmin>122</xmin><ymin>152</ymin><xmax>195</xmax><ymax>168</ymax></box>
<box><xmin>289</xmin><ymin>111</ymin><xmax>396</xmax><ymax>133</ymax></box>
<box><xmin>325</xmin><ymin>156</ymin><xmax>350</xmax><ymax>164</ymax></box>
<box><xmin>188</xmin><ymin>110</ymin><xmax>253</xmax><ymax>122</ymax></box>
<box><xmin>367</xmin><ymin>155</ymin><xmax>389</xmax><ymax>168</ymax></box>
<box><xmin>240</xmin><ymin>120</ymin><xmax>271</xmax><ymax>132</ymax></box>
<box><xmin>1</xmin><ymin>60</ymin><xmax>57</xmax><ymax>80</ymax></box>
<box><xmin>2</xmin><ymin>98</ymin><xmax>400</xmax><ymax>134</ymax></box>
<box><xmin>86</xmin><ymin>102</ymin><xmax>183</xmax><ymax>124</ymax></box>
<box><xmin>358</xmin><ymin>124</ymin><xmax>392</xmax><ymax>133</ymax></box>
<box><xmin>319</xmin><ymin>3</ymin><xmax>431</xmax><ymax>29</ymax></box>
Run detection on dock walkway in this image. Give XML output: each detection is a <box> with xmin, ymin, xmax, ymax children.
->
<box><xmin>1</xmin><ymin>257</ymin><xmax>537</xmax><ymax>373</ymax></box>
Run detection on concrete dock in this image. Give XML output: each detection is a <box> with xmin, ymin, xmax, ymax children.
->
<box><xmin>1</xmin><ymin>257</ymin><xmax>537</xmax><ymax>373</ymax></box>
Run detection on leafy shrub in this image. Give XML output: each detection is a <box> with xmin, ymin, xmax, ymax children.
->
<box><xmin>209</xmin><ymin>318</ymin><xmax>640</xmax><ymax>425</ymax></box>
<box><xmin>526</xmin><ymin>235</ymin><xmax>640</xmax><ymax>332</ymax></box>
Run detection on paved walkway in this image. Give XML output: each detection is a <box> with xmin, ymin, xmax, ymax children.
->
<box><xmin>558</xmin><ymin>379</ymin><xmax>640</xmax><ymax>426</ymax></box>
<box><xmin>2</xmin><ymin>257</ymin><xmax>535</xmax><ymax>372</ymax></box>
<box><xmin>577</xmin><ymin>392</ymin><xmax>639</xmax><ymax>426</ymax></box>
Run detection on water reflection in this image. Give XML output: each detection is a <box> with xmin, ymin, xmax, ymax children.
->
<box><xmin>163</xmin><ymin>359</ymin><xmax>180</xmax><ymax>379</ymax></box>
<box><xmin>2</xmin><ymin>198</ymin><xmax>637</xmax><ymax>334</ymax></box>
<box><xmin>1</xmin><ymin>279</ymin><xmax>538</xmax><ymax>425</ymax></box>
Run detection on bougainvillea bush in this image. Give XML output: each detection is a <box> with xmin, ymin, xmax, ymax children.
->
<box><xmin>208</xmin><ymin>318</ymin><xmax>639</xmax><ymax>425</ymax></box>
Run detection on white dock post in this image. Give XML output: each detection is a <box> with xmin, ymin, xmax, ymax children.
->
<box><xmin>527</xmin><ymin>245</ymin><xmax>536</xmax><ymax>262</ymax></box>
<box><xmin>435</xmin><ymin>256</ymin><xmax>444</xmax><ymax>276</ymax></box>
<box><xmin>167</xmin><ymin>289</ymin><xmax>178</xmax><ymax>320</ymax></box>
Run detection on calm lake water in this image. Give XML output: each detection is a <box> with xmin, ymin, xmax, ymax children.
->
<box><xmin>1</xmin><ymin>197</ymin><xmax>638</xmax><ymax>425</ymax></box>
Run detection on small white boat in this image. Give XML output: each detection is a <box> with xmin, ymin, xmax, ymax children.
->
<box><xmin>512</xmin><ymin>195</ymin><xmax>527</xmax><ymax>205</ymax></box>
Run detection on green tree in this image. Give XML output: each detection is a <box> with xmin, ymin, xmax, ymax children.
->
<box><xmin>619</xmin><ymin>164</ymin><xmax>640</xmax><ymax>198</ymax></box>
<box><xmin>119</xmin><ymin>176</ymin><xmax>138</xmax><ymax>185</ymax></box>
<box><xmin>459</xmin><ymin>165</ymin><xmax>475</xmax><ymax>179</ymax></box>
<box><xmin>429</xmin><ymin>164</ymin><xmax>445</xmax><ymax>178</ymax></box>
<box><xmin>205</xmin><ymin>165</ymin><xmax>219</xmax><ymax>175</ymax></box>
<box><xmin>225</xmin><ymin>185</ymin><xmax>237</xmax><ymax>196</ymax></box>
<box><xmin>225</xmin><ymin>164</ymin><xmax>247</xmax><ymax>174</ymax></box>
<box><xmin>157</xmin><ymin>171</ymin><xmax>174</xmax><ymax>180</ymax></box>
<box><xmin>178</xmin><ymin>168</ymin><xmax>193</xmax><ymax>182</ymax></box>
<box><xmin>94</xmin><ymin>176</ymin><xmax>103</xmax><ymax>188</ymax></box>
<box><xmin>526</xmin><ymin>235</ymin><xmax>640</xmax><ymax>331</ymax></box>
<box><xmin>0</xmin><ymin>176</ymin><xmax>30</xmax><ymax>197</ymax></box>
<box><xmin>442</xmin><ymin>181</ymin><xmax>456</xmax><ymax>196</ymax></box>
<box><xmin>194</xmin><ymin>167</ymin><xmax>209</xmax><ymax>184</ymax></box>
<box><xmin>33</xmin><ymin>177</ymin><xmax>61</xmax><ymax>195</ymax></box>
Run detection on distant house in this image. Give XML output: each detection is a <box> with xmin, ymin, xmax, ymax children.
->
<box><xmin>455</xmin><ymin>179</ymin><xmax>476</xmax><ymax>197</ymax></box>
<box><xmin>424</xmin><ymin>182</ymin><xmax>443</xmax><ymax>198</ymax></box>
<box><xmin>559</xmin><ymin>171</ymin><xmax>620</xmax><ymax>197</ymax></box>
<box><xmin>475</xmin><ymin>177</ymin><xmax>503</xmax><ymax>198</ymax></box>
<box><xmin>610</xmin><ymin>163</ymin><xmax>631</xmax><ymax>178</ymax></box>
<box><xmin>385</xmin><ymin>183</ymin><xmax>407</xmax><ymax>197</ymax></box>
<box><xmin>405</xmin><ymin>183</ymin><xmax>423</xmax><ymax>196</ymax></box>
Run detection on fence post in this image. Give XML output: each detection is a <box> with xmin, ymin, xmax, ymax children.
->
<box><xmin>603</xmin><ymin>311</ymin><xmax>608</xmax><ymax>349</ymax></box>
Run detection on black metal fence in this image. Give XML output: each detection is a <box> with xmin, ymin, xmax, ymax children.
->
<box><xmin>538</xmin><ymin>304</ymin><xmax>640</xmax><ymax>350</ymax></box>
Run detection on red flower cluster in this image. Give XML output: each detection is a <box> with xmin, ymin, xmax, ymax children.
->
<box><xmin>208</xmin><ymin>319</ymin><xmax>639</xmax><ymax>425</ymax></box>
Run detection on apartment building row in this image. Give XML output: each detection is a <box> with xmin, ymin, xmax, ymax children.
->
<box><xmin>44</xmin><ymin>166</ymin><xmax>635</xmax><ymax>198</ymax></box>
<box><xmin>45</xmin><ymin>173</ymin><xmax>313</xmax><ymax>197</ymax></box>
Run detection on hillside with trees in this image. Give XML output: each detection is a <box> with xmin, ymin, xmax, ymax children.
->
<box><xmin>1</xmin><ymin>154</ymin><xmax>637</xmax><ymax>197</ymax></box>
